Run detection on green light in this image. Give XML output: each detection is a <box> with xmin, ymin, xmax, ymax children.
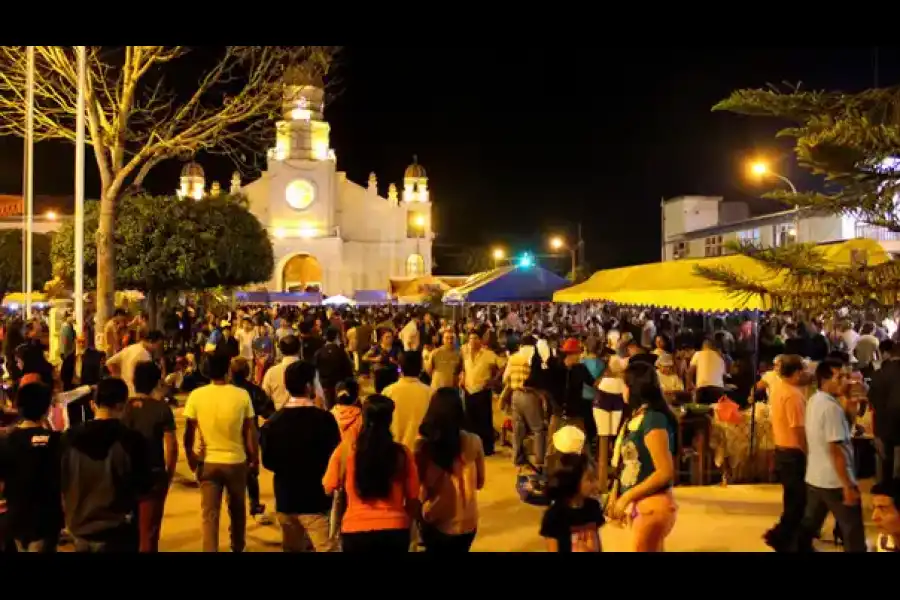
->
<box><xmin>517</xmin><ymin>253</ymin><xmax>534</xmax><ymax>268</ymax></box>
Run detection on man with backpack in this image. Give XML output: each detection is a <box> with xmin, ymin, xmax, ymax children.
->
<box><xmin>503</xmin><ymin>335</ymin><xmax>549</xmax><ymax>475</ymax></box>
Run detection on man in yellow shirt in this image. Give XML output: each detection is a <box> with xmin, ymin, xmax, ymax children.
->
<box><xmin>383</xmin><ymin>351</ymin><xmax>432</xmax><ymax>454</ymax></box>
<box><xmin>183</xmin><ymin>353</ymin><xmax>258</xmax><ymax>553</ymax></box>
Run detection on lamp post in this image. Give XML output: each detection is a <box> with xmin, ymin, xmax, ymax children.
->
<box><xmin>492</xmin><ymin>247</ymin><xmax>505</xmax><ymax>270</ymax></box>
<box><xmin>24</xmin><ymin>45</ymin><xmax>35</xmax><ymax>319</ymax></box>
<box><xmin>550</xmin><ymin>236</ymin><xmax>576</xmax><ymax>280</ymax></box>
<box><xmin>750</xmin><ymin>160</ymin><xmax>801</xmax><ymax>243</ymax></box>
<box><xmin>75</xmin><ymin>45</ymin><xmax>86</xmax><ymax>334</ymax></box>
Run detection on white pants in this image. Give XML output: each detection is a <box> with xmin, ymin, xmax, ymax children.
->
<box><xmin>593</xmin><ymin>407</ymin><xmax>623</xmax><ymax>437</ymax></box>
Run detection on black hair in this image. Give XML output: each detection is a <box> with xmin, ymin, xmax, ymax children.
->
<box><xmin>324</xmin><ymin>327</ymin><xmax>340</xmax><ymax>343</ymax></box>
<box><xmin>815</xmin><ymin>358</ymin><xmax>844</xmax><ymax>389</ymax></box>
<box><xmin>418</xmin><ymin>387</ymin><xmax>465</xmax><ymax>473</ymax></box>
<box><xmin>872</xmin><ymin>479</ymin><xmax>900</xmax><ymax>507</ymax></box>
<box><xmin>96</xmin><ymin>378</ymin><xmax>129</xmax><ymax>408</ymax></box>
<box><xmin>354</xmin><ymin>394</ymin><xmax>404</xmax><ymax>501</ymax></box>
<box><xmin>398</xmin><ymin>350</ymin><xmax>423</xmax><ymax>378</ymax></box>
<box><xmin>374</xmin><ymin>366</ymin><xmax>399</xmax><ymax>394</ymax></box>
<box><xmin>623</xmin><ymin>360</ymin><xmax>678</xmax><ymax>432</ymax></box>
<box><xmin>547</xmin><ymin>452</ymin><xmax>588</xmax><ymax>503</ymax></box>
<box><xmin>778</xmin><ymin>355</ymin><xmax>805</xmax><ymax>379</ymax></box>
<box><xmin>827</xmin><ymin>350</ymin><xmax>850</xmax><ymax>366</ymax></box>
<box><xmin>114</xmin><ymin>309</ymin><xmax>127</xmax><ymax>318</ymax></box>
<box><xmin>284</xmin><ymin>360</ymin><xmax>316</xmax><ymax>398</ymax></box>
<box><xmin>133</xmin><ymin>361</ymin><xmax>162</xmax><ymax>395</ymax></box>
<box><xmin>279</xmin><ymin>335</ymin><xmax>300</xmax><ymax>357</ymax></box>
<box><xmin>206</xmin><ymin>353</ymin><xmax>231</xmax><ymax>381</ymax></box>
<box><xmin>144</xmin><ymin>330</ymin><xmax>164</xmax><ymax>343</ymax></box>
<box><xmin>880</xmin><ymin>339</ymin><xmax>895</xmax><ymax>357</ymax></box>
<box><xmin>15</xmin><ymin>382</ymin><xmax>52</xmax><ymax>421</ymax></box>
<box><xmin>335</xmin><ymin>378</ymin><xmax>360</xmax><ymax>406</ymax></box>
<box><xmin>229</xmin><ymin>357</ymin><xmax>251</xmax><ymax>384</ymax></box>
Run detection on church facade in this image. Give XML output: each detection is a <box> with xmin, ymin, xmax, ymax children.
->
<box><xmin>176</xmin><ymin>82</ymin><xmax>433</xmax><ymax>296</ymax></box>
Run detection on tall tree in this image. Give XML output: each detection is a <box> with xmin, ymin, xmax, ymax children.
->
<box><xmin>695</xmin><ymin>84</ymin><xmax>900</xmax><ymax>311</ymax></box>
<box><xmin>52</xmin><ymin>193</ymin><xmax>274</xmax><ymax>327</ymax></box>
<box><xmin>0</xmin><ymin>46</ymin><xmax>336</xmax><ymax>335</ymax></box>
<box><xmin>0</xmin><ymin>230</ymin><xmax>52</xmax><ymax>299</ymax></box>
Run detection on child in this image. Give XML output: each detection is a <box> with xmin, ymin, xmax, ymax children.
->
<box><xmin>540</xmin><ymin>452</ymin><xmax>604</xmax><ymax>552</ymax></box>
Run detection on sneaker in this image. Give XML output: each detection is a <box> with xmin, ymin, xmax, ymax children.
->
<box><xmin>250</xmin><ymin>503</ymin><xmax>267</xmax><ymax>517</ymax></box>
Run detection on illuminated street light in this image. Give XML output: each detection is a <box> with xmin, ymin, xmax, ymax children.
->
<box><xmin>748</xmin><ymin>160</ymin><xmax>798</xmax><ymax>194</ymax></box>
<box><xmin>749</xmin><ymin>159</ymin><xmax>800</xmax><ymax>243</ymax></box>
<box><xmin>549</xmin><ymin>236</ymin><xmax>576</xmax><ymax>280</ymax></box>
<box><xmin>44</xmin><ymin>210</ymin><xmax>57</xmax><ymax>221</ymax></box>
<box><xmin>492</xmin><ymin>247</ymin><xmax>505</xmax><ymax>269</ymax></box>
<box><xmin>414</xmin><ymin>214</ymin><xmax>426</xmax><ymax>228</ymax></box>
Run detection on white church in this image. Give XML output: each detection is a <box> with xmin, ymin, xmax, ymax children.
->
<box><xmin>175</xmin><ymin>80</ymin><xmax>433</xmax><ymax>296</ymax></box>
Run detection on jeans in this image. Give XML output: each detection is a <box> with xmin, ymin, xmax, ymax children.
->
<box><xmin>73</xmin><ymin>527</ymin><xmax>138</xmax><ymax>553</ymax></box>
<box><xmin>341</xmin><ymin>528</ymin><xmax>410</xmax><ymax>553</ymax></box>
<box><xmin>199</xmin><ymin>462</ymin><xmax>248</xmax><ymax>552</ymax></box>
<box><xmin>138</xmin><ymin>484</ymin><xmax>168</xmax><ymax>552</ymax></box>
<box><xmin>420</xmin><ymin>525</ymin><xmax>476</xmax><ymax>553</ymax></box>
<box><xmin>464</xmin><ymin>389</ymin><xmax>495</xmax><ymax>455</ymax></box>
<box><xmin>277</xmin><ymin>513</ymin><xmax>336</xmax><ymax>552</ymax></box>
<box><xmin>798</xmin><ymin>484</ymin><xmax>867</xmax><ymax>553</ymax></box>
<box><xmin>511</xmin><ymin>390</ymin><xmax>546</xmax><ymax>469</ymax></box>
<box><xmin>247</xmin><ymin>470</ymin><xmax>262</xmax><ymax>511</ymax></box>
<box><xmin>769</xmin><ymin>448</ymin><xmax>806</xmax><ymax>551</ymax></box>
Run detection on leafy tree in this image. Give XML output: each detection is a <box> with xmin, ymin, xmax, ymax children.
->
<box><xmin>695</xmin><ymin>84</ymin><xmax>900</xmax><ymax>311</ymax></box>
<box><xmin>52</xmin><ymin>193</ymin><xmax>274</xmax><ymax>325</ymax></box>
<box><xmin>0</xmin><ymin>46</ymin><xmax>336</xmax><ymax>330</ymax></box>
<box><xmin>0</xmin><ymin>230</ymin><xmax>52</xmax><ymax>299</ymax></box>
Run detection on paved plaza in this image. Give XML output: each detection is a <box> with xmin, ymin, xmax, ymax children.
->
<box><xmin>146</xmin><ymin>412</ymin><xmax>877</xmax><ymax>552</ymax></box>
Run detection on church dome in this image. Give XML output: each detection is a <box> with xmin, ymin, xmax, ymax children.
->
<box><xmin>181</xmin><ymin>161</ymin><xmax>204</xmax><ymax>178</ymax></box>
<box><xmin>404</xmin><ymin>155</ymin><xmax>426</xmax><ymax>179</ymax></box>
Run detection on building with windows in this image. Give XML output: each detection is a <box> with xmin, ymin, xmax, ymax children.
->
<box><xmin>661</xmin><ymin>195</ymin><xmax>900</xmax><ymax>262</ymax></box>
<box><xmin>175</xmin><ymin>79</ymin><xmax>433</xmax><ymax>295</ymax></box>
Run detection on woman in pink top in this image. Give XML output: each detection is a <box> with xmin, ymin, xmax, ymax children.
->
<box><xmin>414</xmin><ymin>388</ymin><xmax>485</xmax><ymax>553</ymax></box>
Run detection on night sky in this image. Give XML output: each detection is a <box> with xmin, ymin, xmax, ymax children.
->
<box><xmin>0</xmin><ymin>46</ymin><xmax>895</xmax><ymax>275</ymax></box>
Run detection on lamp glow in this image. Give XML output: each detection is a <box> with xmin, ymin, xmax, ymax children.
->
<box><xmin>414</xmin><ymin>214</ymin><xmax>426</xmax><ymax>228</ymax></box>
<box><xmin>274</xmin><ymin>228</ymin><xmax>287</xmax><ymax>239</ymax></box>
<box><xmin>45</xmin><ymin>211</ymin><xmax>57</xmax><ymax>221</ymax></box>
<box><xmin>492</xmin><ymin>248</ymin><xmax>505</xmax><ymax>260</ymax></box>
<box><xmin>751</xmin><ymin>161</ymin><xmax>768</xmax><ymax>176</ymax></box>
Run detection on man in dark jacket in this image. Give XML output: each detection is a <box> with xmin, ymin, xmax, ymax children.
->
<box><xmin>231</xmin><ymin>357</ymin><xmax>274</xmax><ymax>518</ymax></box>
<box><xmin>869</xmin><ymin>340</ymin><xmax>900</xmax><ymax>485</ymax></box>
<box><xmin>60</xmin><ymin>377</ymin><xmax>152</xmax><ymax>552</ymax></box>
<box><xmin>260</xmin><ymin>360</ymin><xmax>340</xmax><ymax>552</ymax></box>
<box><xmin>313</xmin><ymin>327</ymin><xmax>353</xmax><ymax>410</ymax></box>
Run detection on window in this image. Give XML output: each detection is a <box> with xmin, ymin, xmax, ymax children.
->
<box><xmin>704</xmin><ymin>235</ymin><xmax>723</xmax><ymax>257</ymax></box>
<box><xmin>776</xmin><ymin>224</ymin><xmax>797</xmax><ymax>247</ymax></box>
<box><xmin>737</xmin><ymin>228</ymin><xmax>760</xmax><ymax>245</ymax></box>
<box><xmin>406</xmin><ymin>254</ymin><xmax>425</xmax><ymax>277</ymax></box>
<box><xmin>673</xmin><ymin>242</ymin><xmax>688</xmax><ymax>260</ymax></box>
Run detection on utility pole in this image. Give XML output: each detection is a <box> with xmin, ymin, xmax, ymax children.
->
<box><xmin>75</xmin><ymin>46</ymin><xmax>86</xmax><ymax>334</ymax></box>
<box><xmin>24</xmin><ymin>45</ymin><xmax>35</xmax><ymax>319</ymax></box>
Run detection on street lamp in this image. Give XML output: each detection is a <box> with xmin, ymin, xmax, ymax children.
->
<box><xmin>749</xmin><ymin>160</ymin><xmax>798</xmax><ymax>194</ymax></box>
<box><xmin>750</xmin><ymin>160</ymin><xmax>801</xmax><ymax>243</ymax></box>
<box><xmin>549</xmin><ymin>236</ymin><xmax>576</xmax><ymax>280</ymax></box>
<box><xmin>44</xmin><ymin>210</ymin><xmax>57</xmax><ymax>221</ymax></box>
<box><xmin>492</xmin><ymin>247</ymin><xmax>505</xmax><ymax>269</ymax></box>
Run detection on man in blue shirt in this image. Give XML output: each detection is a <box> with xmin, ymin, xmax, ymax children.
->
<box><xmin>797</xmin><ymin>358</ymin><xmax>866</xmax><ymax>552</ymax></box>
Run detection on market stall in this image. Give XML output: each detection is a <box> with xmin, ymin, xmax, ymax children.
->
<box><xmin>553</xmin><ymin>238</ymin><xmax>891</xmax><ymax>484</ymax></box>
<box><xmin>443</xmin><ymin>265</ymin><xmax>569</xmax><ymax>304</ymax></box>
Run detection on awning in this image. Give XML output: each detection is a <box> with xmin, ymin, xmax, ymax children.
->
<box><xmin>352</xmin><ymin>290</ymin><xmax>391</xmax><ymax>305</ymax></box>
<box><xmin>323</xmin><ymin>295</ymin><xmax>353</xmax><ymax>306</ymax></box>
<box><xmin>443</xmin><ymin>266</ymin><xmax>569</xmax><ymax>304</ymax></box>
<box><xmin>554</xmin><ymin>238</ymin><xmax>892</xmax><ymax>312</ymax></box>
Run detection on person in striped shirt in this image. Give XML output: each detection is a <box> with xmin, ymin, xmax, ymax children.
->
<box><xmin>503</xmin><ymin>335</ymin><xmax>547</xmax><ymax>474</ymax></box>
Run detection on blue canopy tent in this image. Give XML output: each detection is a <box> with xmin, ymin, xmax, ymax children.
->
<box><xmin>353</xmin><ymin>290</ymin><xmax>392</xmax><ymax>305</ymax></box>
<box><xmin>442</xmin><ymin>266</ymin><xmax>569</xmax><ymax>304</ymax></box>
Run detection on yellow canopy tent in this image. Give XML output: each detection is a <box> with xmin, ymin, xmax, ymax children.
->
<box><xmin>553</xmin><ymin>238</ymin><xmax>891</xmax><ymax>312</ymax></box>
<box><xmin>2</xmin><ymin>292</ymin><xmax>49</xmax><ymax>306</ymax></box>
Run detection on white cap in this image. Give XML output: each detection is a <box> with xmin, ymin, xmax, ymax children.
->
<box><xmin>552</xmin><ymin>426</ymin><xmax>586</xmax><ymax>455</ymax></box>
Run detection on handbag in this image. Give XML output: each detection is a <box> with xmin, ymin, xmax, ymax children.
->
<box><xmin>328</xmin><ymin>445</ymin><xmax>350</xmax><ymax>540</ymax></box>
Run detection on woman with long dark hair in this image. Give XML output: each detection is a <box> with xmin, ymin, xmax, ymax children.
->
<box><xmin>322</xmin><ymin>394</ymin><xmax>420</xmax><ymax>552</ymax></box>
<box><xmin>415</xmin><ymin>387</ymin><xmax>485</xmax><ymax>553</ymax></box>
<box><xmin>607</xmin><ymin>360</ymin><xmax>678</xmax><ymax>552</ymax></box>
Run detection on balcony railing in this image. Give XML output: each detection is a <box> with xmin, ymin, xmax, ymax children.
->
<box><xmin>855</xmin><ymin>224</ymin><xmax>900</xmax><ymax>242</ymax></box>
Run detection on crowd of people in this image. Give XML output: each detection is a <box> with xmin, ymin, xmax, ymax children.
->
<box><xmin>0</xmin><ymin>301</ymin><xmax>896</xmax><ymax>553</ymax></box>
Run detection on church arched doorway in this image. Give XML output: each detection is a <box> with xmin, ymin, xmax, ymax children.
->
<box><xmin>282</xmin><ymin>253</ymin><xmax>323</xmax><ymax>292</ymax></box>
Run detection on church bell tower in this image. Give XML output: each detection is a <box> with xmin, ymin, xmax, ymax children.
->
<box><xmin>271</xmin><ymin>70</ymin><xmax>333</xmax><ymax>163</ymax></box>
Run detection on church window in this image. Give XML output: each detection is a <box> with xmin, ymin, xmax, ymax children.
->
<box><xmin>406</xmin><ymin>254</ymin><xmax>425</xmax><ymax>277</ymax></box>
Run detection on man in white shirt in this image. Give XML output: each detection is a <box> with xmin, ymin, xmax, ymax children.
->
<box><xmin>688</xmin><ymin>338</ymin><xmax>727</xmax><ymax>405</ymax></box>
<box><xmin>105</xmin><ymin>330</ymin><xmax>164</xmax><ymax>397</ymax></box>
<box><xmin>262</xmin><ymin>335</ymin><xmax>301</xmax><ymax>410</ymax></box>
<box><xmin>383</xmin><ymin>351</ymin><xmax>431</xmax><ymax>454</ymax></box>
<box><xmin>235</xmin><ymin>317</ymin><xmax>256</xmax><ymax>361</ymax></box>
<box><xmin>460</xmin><ymin>330</ymin><xmax>503</xmax><ymax>456</ymax></box>
<box><xmin>399</xmin><ymin>315</ymin><xmax>421</xmax><ymax>352</ymax></box>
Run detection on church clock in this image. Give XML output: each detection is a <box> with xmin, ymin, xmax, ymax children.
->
<box><xmin>285</xmin><ymin>178</ymin><xmax>316</xmax><ymax>211</ymax></box>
